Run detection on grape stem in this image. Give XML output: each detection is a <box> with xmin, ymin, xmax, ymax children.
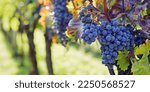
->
<box><xmin>107</xmin><ymin>67</ymin><xmax>115</xmax><ymax>75</ymax></box>
<box><xmin>103</xmin><ymin>0</ymin><xmax>111</xmax><ymax>22</ymax></box>
<box><xmin>122</xmin><ymin>0</ymin><xmax>125</xmax><ymax>25</ymax></box>
<box><xmin>71</xmin><ymin>0</ymin><xmax>77</xmax><ymax>9</ymax></box>
<box><xmin>122</xmin><ymin>0</ymin><xmax>125</xmax><ymax>12</ymax></box>
<box><xmin>128</xmin><ymin>50</ymin><xmax>135</xmax><ymax>61</ymax></box>
<box><xmin>50</xmin><ymin>0</ymin><xmax>54</xmax><ymax>4</ymax></box>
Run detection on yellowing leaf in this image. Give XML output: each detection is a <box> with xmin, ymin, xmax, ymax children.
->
<box><xmin>67</xmin><ymin>0</ymin><xmax>82</xmax><ymax>18</ymax></box>
<box><xmin>125</xmin><ymin>4</ymin><xmax>132</xmax><ymax>11</ymax></box>
<box><xmin>39</xmin><ymin>0</ymin><xmax>52</xmax><ymax>6</ymax></box>
<box><xmin>43</xmin><ymin>0</ymin><xmax>51</xmax><ymax>6</ymax></box>
<box><xmin>134</xmin><ymin>39</ymin><xmax>150</xmax><ymax>56</ymax></box>
<box><xmin>52</xmin><ymin>35</ymin><xmax>59</xmax><ymax>44</ymax></box>
<box><xmin>39</xmin><ymin>8</ymin><xmax>49</xmax><ymax>17</ymax></box>
<box><xmin>39</xmin><ymin>17</ymin><xmax>46</xmax><ymax>27</ymax></box>
<box><xmin>93</xmin><ymin>0</ymin><xmax>102</xmax><ymax>8</ymax></box>
<box><xmin>38</xmin><ymin>0</ymin><xmax>44</xmax><ymax>4</ymax></box>
<box><xmin>66</xmin><ymin>27</ymin><xmax>76</xmax><ymax>40</ymax></box>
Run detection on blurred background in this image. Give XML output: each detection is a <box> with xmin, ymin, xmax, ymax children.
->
<box><xmin>0</xmin><ymin>0</ymin><xmax>110</xmax><ymax>75</ymax></box>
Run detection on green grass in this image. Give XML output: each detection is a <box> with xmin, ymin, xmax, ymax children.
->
<box><xmin>0</xmin><ymin>31</ymin><xmax>109</xmax><ymax>75</ymax></box>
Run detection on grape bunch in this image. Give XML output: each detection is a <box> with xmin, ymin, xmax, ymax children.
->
<box><xmin>98</xmin><ymin>20</ymin><xmax>134</xmax><ymax>66</ymax></box>
<box><xmin>79</xmin><ymin>4</ymin><xmax>98</xmax><ymax>44</ymax></box>
<box><xmin>54</xmin><ymin>0</ymin><xmax>72</xmax><ymax>45</ymax></box>
<box><xmin>81</xmin><ymin>23</ymin><xmax>98</xmax><ymax>44</ymax></box>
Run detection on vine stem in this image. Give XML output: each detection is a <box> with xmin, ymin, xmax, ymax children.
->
<box><xmin>107</xmin><ymin>66</ymin><xmax>115</xmax><ymax>75</ymax></box>
<box><xmin>71</xmin><ymin>0</ymin><xmax>77</xmax><ymax>9</ymax></box>
<box><xmin>103</xmin><ymin>0</ymin><xmax>111</xmax><ymax>22</ymax></box>
<box><xmin>122</xmin><ymin>0</ymin><xmax>125</xmax><ymax>25</ymax></box>
<box><xmin>122</xmin><ymin>0</ymin><xmax>125</xmax><ymax>13</ymax></box>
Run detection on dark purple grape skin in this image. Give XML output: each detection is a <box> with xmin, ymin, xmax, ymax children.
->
<box><xmin>98</xmin><ymin>20</ymin><xmax>134</xmax><ymax>66</ymax></box>
<box><xmin>79</xmin><ymin>4</ymin><xmax>98</xmax><ymax>44</ymax></box>
<box><xmin>54</xmin><ymin>0</ymin><xmax>72</xmax><ymax>45</ymax></box>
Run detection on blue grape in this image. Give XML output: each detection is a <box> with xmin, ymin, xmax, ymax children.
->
<box><xmin>106</xmin><ymin>25</ymin><xmax>112</xmax><ymax>30</ymax></box>
<box><xmin>106</xmin><ymin>35</ymin><xmax>112</xmax><ymax>41</ymax></box>
<box><xmin>86</xmin><ymin>4</ymin><xmax>94</xmax><ymax>10</ymax></box>
<box><xmin>54</xmin><ymin>0</ymin><xmax>72</xmax><ymax>46</ymax></box>
<box><xmin>98</xmin><ymin>20</ymin><xmax>134</xmax><ymax>66</ymax></box>
<box><xmin>79</xmin><ymin>4</ymin><xmax>98</xmax><ymax>44</ymax></box>
<box><xmin>81</xmin><ymin>23</ymin><xmax>98</xmax><ymax>44</ymax></box>
<box><xmin>134</xmin><ymin>34</ymin><xmax>146</xmax><ymax>46</ymax></box>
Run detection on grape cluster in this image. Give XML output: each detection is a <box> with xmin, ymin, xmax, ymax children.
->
<box><xmin>54</xmin><ymin>0</ymin><xmax>72</xmax><ymax>45</ymax></box>
<box><xmin>98</xmin><ymin>20</ymin><xmax>134</xmax><ymax>66</ymax></box>
<box><xmin>79</xmin><ymin>4</ymin><xmax>98</xmax><ymax>44</ymax></box>
<box><xmin>81</xmin><ymin>23</ymin><xmax>98</xmax><ymax>44</ymax></box>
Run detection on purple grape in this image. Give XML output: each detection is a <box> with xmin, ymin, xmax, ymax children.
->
<box><xmin>98</xmin><ymin>20</ymin><xmax>134</xmax><ymax>66</ymax></box>
<box><xmin>54</xmin><ymin>0</ymin><xmax>72</xmax><ymax>46</ymax></box>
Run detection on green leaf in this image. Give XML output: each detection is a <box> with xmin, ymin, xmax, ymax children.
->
<box><xmin>99</xmin><ymin>4</ymin><xmax>103</xmax><ymax>11</ymax></box>
<box><xmin>131</xmin><ymin>62</ymin><xmax>150</xmax><ymax>75</ymax></box>
<box><xmin>117</xmin><ymin>50</ymin><xmax>129</xmax><ymax>71</ymax></box>
<box><xmin>132</xmin><ymin>40</ymin><xmax>150</xmax><ymax>75</ymax></box>
<box><xmin>109</xmin><ymin>0</ymin><xmax>116</xmax><ymax>6</ymax></box>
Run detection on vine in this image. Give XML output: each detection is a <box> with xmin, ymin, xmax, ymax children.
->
<box><xmin>38</xmin><ymin>0</ymin><xmax>150</xmax><ymax>75</ymax></box>
<box><xmin>1</xmin><ymin>0</ymin><xmax>149</xmax><ymax>75</ymax></box>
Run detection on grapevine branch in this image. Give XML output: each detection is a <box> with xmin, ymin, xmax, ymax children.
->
<box><xmin>103</xmin><ymin>0</ymin><xmax>111</xmax><ymax>22</ymax></box>
<box><xmin>122</xmin><ymin>0</ymin><xmax>125</xmax><ymax>25</ymax></box>
<box><xmin>91</xmin><ymin>3</ymin><xmax>102</xmax><ymax>12</ymax></box>
<box><xmin>122</xmin><ymin>0</ymin><xmax>125</xmax><ymax>13</ymax></box>
<box><xmin>71</xmin><ymin>0</ymin><xmax>77</xmax><ymax>9</ymax></box>
<box><xmin>107</xmin><ymin>67</ymin><xmax>115</xmax><ymax>75</ymax></box>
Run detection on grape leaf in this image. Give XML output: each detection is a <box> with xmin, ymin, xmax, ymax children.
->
<box><xmin>132</xmin><ymin>55</ymin><xmax>150</xmax><ymax>75</ymax></box>
<box><xmin>132</xmin><ymin>39</ymin><xmax>150</xmax><ymax>75</ymax></box>
<box><xmin>94</xmin><ymin>0</ymin><xmax>102</xmax><ymax>8</ymax></box>
<box><xmin>98</xmin><ymin>4</ymin><xmax>103</xmax><ymax>11</ymax></box>
<box><xmin>109</xmin><ymin>0</ymin><xmax>116</xmax><ymax>6</ymax></box>
<box><xmin>134</xmin><ymin>39</ymin><xmax>150</xmax><ymax>56</ymax></box>
<box><xmin>117</xmin><ymin>50</ymin><xmax>129</xmax><ymax>71</ymax></box>
<box><xmin>66</xmin><ymin>18</ymin><xmax>83</xmax><ymax>41</ymax></box>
